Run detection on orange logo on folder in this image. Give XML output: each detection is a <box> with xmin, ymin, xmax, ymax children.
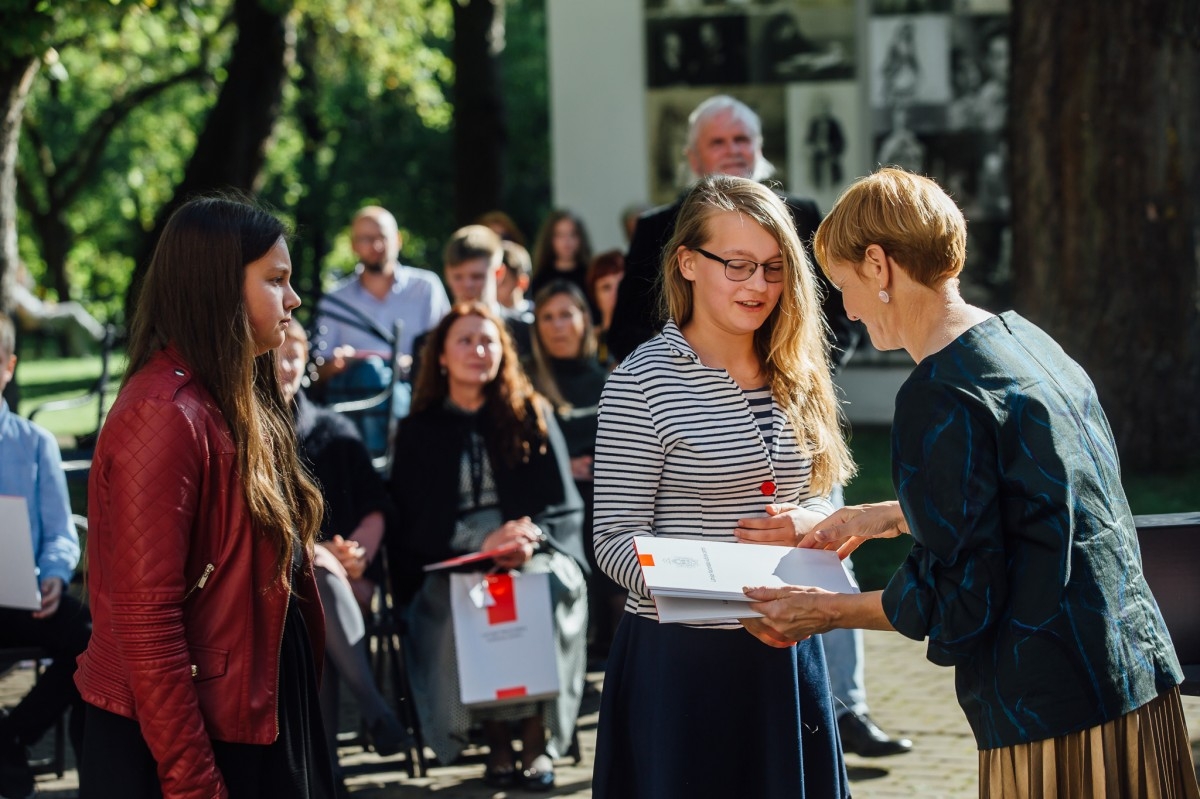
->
<box><xmin>638</xmin><ymin>553</ymin><xmax>655</xmax><ymax>567</ymax></box>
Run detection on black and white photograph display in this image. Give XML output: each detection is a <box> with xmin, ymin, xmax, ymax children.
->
<box><xmin>869</xmin><ymin>15</ymin><xmax>952</xmax><ymax>111</ymax></box>
<box><xmin>640</xmin><ymin>0</ymin><xmax>1011</xmax><ymax>307</ymax></box>
<box><xmin>647</xmin><ymin>15</ymin><xmax>750</xmax><ymax>86</ymax></box>
<box><xmin>749</xmin><ymin>4</ymin><xmax>856</xmax><ymax>83</ymax></box>
<box><xmin>946</xmin><ymin>16</ymin><xmax>1009</xmax><ymax>131</ymax></box>
<box><xmin>786</xmin><ymin>81</ymin><xmax>863</xmax><ymax>213</ymax></box>
<box><xmin>872</xmin><ymin>0</ymin><xmax>952</xmax><ymax>12</ymax></box>
<box><xmin>874</xmin><ymin>105</ymin><xmax>929</xmax><ymax>174</ymax></box>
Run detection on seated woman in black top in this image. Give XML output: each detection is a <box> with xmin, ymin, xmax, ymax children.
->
<box><xmin>388</xmin><ymin>302</ymin><xmax>589</xmax><ymax>791</ymax></box>
<box><xmin>277</xmin><ymin>322</ymin><xmax>409</xmax><ymax>777</ymax></box>
<box><xmin>525</xmin><ymin>280</ymin><xmax>621</xmax><ymax>661</ymax></box>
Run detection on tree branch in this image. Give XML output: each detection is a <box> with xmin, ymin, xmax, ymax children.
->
<box><xmin>15</xmin><ymin>164</ymin><xmax>45</xmax><ymax>218</ymax></box>
<box><xmin>58</xmin><ymin>62</ymin><xmax>207</xmax><ymax>205</ymax></box>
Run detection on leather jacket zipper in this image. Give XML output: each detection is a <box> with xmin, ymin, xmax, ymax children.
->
<box><xmin>184</xmin><ymin>563</ymin><xmax>215</xmax><ymax>601</ymax></box>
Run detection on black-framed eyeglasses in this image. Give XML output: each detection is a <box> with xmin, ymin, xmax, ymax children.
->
<box><xmin>692</xmin><ymin>247</ymin><xmax>785</xmax><ymax>283</ymax></box>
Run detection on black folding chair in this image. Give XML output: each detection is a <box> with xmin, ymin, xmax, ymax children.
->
<box><xmin>365</xmin><ymin>547</ymin><xmax>428</xmax><ymax>777</ymax></box>
<box><xmin>309</xmin><ymin>299</ymin><xmax>405</xmax><ymax>475</ymax></box>
<box><xmin>0</xmin><ymin>649</ymin><xmax>66</xmax><ymax>779</ymax></box>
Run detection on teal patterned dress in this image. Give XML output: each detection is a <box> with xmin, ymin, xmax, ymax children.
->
<box><xmin>881</xmin><ymin>311</ymin><xmax>1183</xmax><ymax>750</ymax></box>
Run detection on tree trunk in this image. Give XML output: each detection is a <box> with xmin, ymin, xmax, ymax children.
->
<box><xmin>127</xmin><ymin>0</ymin><xmax>294</xmax><ymax>316</ymax></box>
<box><xmin>30</xmin><ymin>207</ymin><xmax>72</xmax><ymax>301</ymax></box>
<box><xmin>1009</xmin><ymin>0</ymin><xmax>1200</xmax><ymax>470</ymax></box>
<box><xmin>291</xmin><ymin>15</ymin><xmax>331</xmax><ymax>307</ymax></box>
<box><xmin>0</xmin><ymin>56</ymin><xmax>39</xmax><ymax>315</ymax></box>
<box><xmin>452</xmin><ymin>0</ymin><xmax>507</xmax><ymax>226</ymax></box>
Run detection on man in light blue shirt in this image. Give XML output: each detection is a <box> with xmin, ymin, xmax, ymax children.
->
<box><xmin>0</xmin><ymin>312</ymin><xmax>91</xmax><ymax>799</ymax></box>
<box><xmin>311</xmin><ymin>207</ymin><xmax>450</xmax><ymax>453</ymax></box>
<box><xmin>312</xmin><ymin>206</ymin><xmax>450</xmax><ymax>377</ymax></box>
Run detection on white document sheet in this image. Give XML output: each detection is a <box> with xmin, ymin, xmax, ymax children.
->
<box><xmin>0</xmin><ymin>496</ymin><xmax>43</xmax><ymax>611</ymax></box>
<box><xmin>634</xmin><ymin>535</ymin><xmax>858</xmax><ymax>603</ymax></box>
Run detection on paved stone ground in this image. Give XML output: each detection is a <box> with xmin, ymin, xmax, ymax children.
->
<box><xmin>7</xmin><ymin>630</ymin><xmax>1200</xmax><ymax>798</ymax></box>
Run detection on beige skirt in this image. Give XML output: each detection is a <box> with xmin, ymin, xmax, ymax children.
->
<box><xmin>979</xmin><ymin>687</ymin><xmax>1199</xmax><ymax>799</ymax></box>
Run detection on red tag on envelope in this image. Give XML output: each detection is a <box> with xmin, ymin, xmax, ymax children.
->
<box><xmin>485</xmin><ymin>573</ymin><xmax>518</xmax><ymax>625</ymax></box>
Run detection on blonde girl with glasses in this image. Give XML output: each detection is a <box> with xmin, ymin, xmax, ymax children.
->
<box><xmin>590</xmin><ymin>174</ymin><xmax>855</xmax><ymax>799</ymax></box>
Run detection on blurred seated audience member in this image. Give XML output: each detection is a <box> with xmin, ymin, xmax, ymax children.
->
<box><xmin>475</xmin><ymin>210</ymin><xmax>527</xmax><ymax>248</ymax></box>
<box><xmin>584</xmin><ymin>250</ymin><xmax>625</xmax><ymax>368</ymax></box>
<box><xmin>11</xmin><ymin>261</ymin><xmax>106</xmax><ymax>357</ymax></box>
<box><xmin>497</xmin><ymin>241</ymin><xmax>535</xmax><ymax>321</ymax></box>
<box><xmin>388</xmin><ymin>303</ymin><xmax>589</xmax><ymax>791</ymax></box>
<box><xmin>525</xmin><ymin>281</ymin><xmax>623</xmax><ymax>664</ymax></box>
<box><xmin>418</xmin><ymin>225</ymin><xmax>531</xmax><ymax>365</ymax></box>
<box><xmin>276</xmin><ymin>321</ymin><xmax>408</xmax><ymax>782</ymax></box>
<box><xmin>311</xmin><ymin>206</ymin><xmax>450</xmax><ymax>450</ymax></box>
<box><xmin>529</xmin><ymin>210</ymin><xmax>594</xmax><ymax>313</ymax></box>
<box><xmin>0</xmin><ymin>311</ymin><xmax>91</xmax><ymax>799</ymax></box>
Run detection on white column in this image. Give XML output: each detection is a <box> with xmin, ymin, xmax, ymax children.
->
<box><xmin>546</xmin><ymin>0</ymin><xmax>647</xmax><ymax>253</ymax></box>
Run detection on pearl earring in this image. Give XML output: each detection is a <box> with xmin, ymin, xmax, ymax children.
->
<box><xmin>878</xmin><ymin>290</ymin><xmax>890</xmax><ymax>304</ymax></box>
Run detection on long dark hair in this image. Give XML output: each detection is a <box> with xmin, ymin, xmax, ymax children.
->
<box><xmin>531</xmin><ymin>209</ymin><xmax>592</xmax><ymax>279</ymax></box>
<box><xmin>125</xmin><ymin>195</ymin><xmax>324</xmax><ymax>588</ymax></box>
<box><xmin>411</xmin><ymin>302</ymin><xmax>549</xmax><ymax>466</ymax></box>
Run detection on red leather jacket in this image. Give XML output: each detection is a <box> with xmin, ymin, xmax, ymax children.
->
<box><xmin>75</xmin><ymin>347</ymin><xmax>325</xmax><ymax>799</ymax></box>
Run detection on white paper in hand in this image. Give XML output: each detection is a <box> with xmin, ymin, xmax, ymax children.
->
<box><xmin>633</xmin><ymin>536</ymin><xmax>859</xmax><ymax>623</ymax></box>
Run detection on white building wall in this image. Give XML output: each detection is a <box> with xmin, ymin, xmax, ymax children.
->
<box><xmin>547</xmin><ymin>0</ymin><xmax>647</xmax><ymax>253</ymax></box>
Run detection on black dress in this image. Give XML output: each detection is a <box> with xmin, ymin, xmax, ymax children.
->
<box><xmin>80</xmin><ymin>559</ymin><xmax>335</xmax><ymax>799</ymax></box>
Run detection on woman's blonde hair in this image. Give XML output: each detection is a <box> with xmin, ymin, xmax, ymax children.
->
<box><xmin>813</xmin><ymin>167</ymin><xmax>967</xmax><ymax>288</ymax></box>
<box><xmin>660</xmin><ymin>175</ymin><xmax>855</xmax><ymax>493</ymax></box>
<box><xmin>126</xmin><ymin>196</ymin><xmax>324</xmax><ymax>591</ymax></box>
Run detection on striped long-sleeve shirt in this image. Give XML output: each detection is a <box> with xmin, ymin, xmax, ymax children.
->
<box><xmin>593</xmin><ymin>321</ymin><xmax>834</xmax><ymax>629</ymax></box>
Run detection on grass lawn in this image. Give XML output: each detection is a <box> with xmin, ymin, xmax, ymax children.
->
<box><xmin>14</xmin><ymin>351</ymin><xmax>127</xmax><ymax>442</ymax></box>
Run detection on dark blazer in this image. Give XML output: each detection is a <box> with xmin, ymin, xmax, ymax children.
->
<box><xmin>608</xmin><ymin>192</ymin><xmax>862</xmax><ymax>368</ymax></box>
<box><xmin>386</xmin><ymin>399</ymin><xmax>588</xmax><ymax>603</ymax></box>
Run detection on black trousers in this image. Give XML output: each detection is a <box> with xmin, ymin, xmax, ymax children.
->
<box><xmin>0</xmin><ymin>593</ymin><xmax>91</xmax><ymax>755</ymax></box>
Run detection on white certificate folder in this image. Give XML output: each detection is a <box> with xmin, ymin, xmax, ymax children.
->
<box><xmin>632</xmin><ymin>536</ymin><xmax>858</xmax><ymax>623</ymax></box>
<box><xmin>0</xmin><ymin>496</ymin><xmax>42</xmax><ymax>611</ymax></box>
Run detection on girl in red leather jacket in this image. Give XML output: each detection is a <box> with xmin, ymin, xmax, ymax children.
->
<box><xmin>75</xmin><ymin>197</ymin><xmax>335</xmax><ymax>799</ymax></box>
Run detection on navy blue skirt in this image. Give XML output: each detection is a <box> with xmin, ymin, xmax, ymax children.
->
<box><xmin>592</xmin><ymin>613</ymin><xmax>848</xmax><ymax>799</ymax></box>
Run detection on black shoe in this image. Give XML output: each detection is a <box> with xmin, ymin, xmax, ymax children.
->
<box><xmin>365</xmin><ymin>713</ymin><xmax>412</xmax><ymax>758</ymax></box>
<box><xmin>483</xmin><ymin>764</ymin><xmax>518</xmax><ymax>789</ymax></box>
<box><xmin>837</xmin><ymin>711</ymin><xmax>913</xmax><ymax>758</ymax></box>
<box><xmin>520</xmin><ymin>754</ymin><xmax>555</xmax><ymax>792</ymax></box>
<box><xmin>0</xmin><ymin>730</ymin><xmax>34</xmax><ymax>799</ymax></box>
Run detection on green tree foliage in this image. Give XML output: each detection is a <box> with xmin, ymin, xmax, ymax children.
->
<box><xmin>10</xmin><ymin>0</ymin><xmax>551</xmax><ymax>329</ymax></box>
<box><xmin>17</xmin><ymin>1</ymin><xmax>228</xmax><ymax>322</ymax></box>
<box><xmin>258</xmin><ymin>0</ymin><xmax>457</xmax><ymax>308</ymax></box>
<box><xmin>498</xmin><ymin>0</ymin><xmax>549</xmax><ymax>243</ymax></box>
<box><xmin>0</xmin><ymin>0</ymin><xmax>134</xmax><ymax>315</ymax></box>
